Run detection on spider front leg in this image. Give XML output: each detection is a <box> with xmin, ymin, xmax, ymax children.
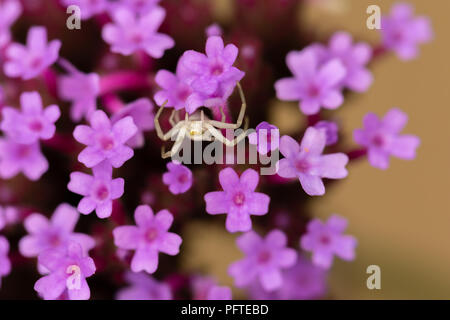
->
<box><xmin>169</xmin><ymin>110</ymin><xmax>178</xmax><ymax>126</ymax></box>
<box><xmin>208</xmin><ymin>82</ymin><xmax>247</xmax><ymax>129</ymax></box>
<box><xmin>161</xmin><ymin>128</ymin><xmax>187</xmax><ymax>159</ymax></box>
<box><xmin>205</xmin><ymin>119</ymin><xmax>249</xmax><ymax>147</ymax></box>
<box><xmin>155</xmin><ymin>103</ymin><xmax>185</xmax><ymax>141</ymax></box>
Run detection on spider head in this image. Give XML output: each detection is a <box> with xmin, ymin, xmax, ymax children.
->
<box><xmin>188</xmin><ymin>121</ymin><xmax>204</xmax><ymax>137</ymax></box>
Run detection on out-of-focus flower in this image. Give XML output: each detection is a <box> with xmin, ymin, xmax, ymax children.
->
<box><xmin>162</xmin><ymin>161</ymin><xmax>193</xmax><ymax>195</ymax></box>
<box><xmin>73</xmin><ymin>110</ymin><xmax>137</xmax><ymax>168</ymax></box>
<box><xmin>353</xmin><ymin>108</ymin><xmax>420</xmax><ymax>170</ymax></box>
<box><xmin>0</xmin><ymin>206</ymin><xmax>18</xmax><ymax>230</ymax></box>
<box><xmin>318</xmin><ymin>32</ymin><xmax>373</xmax><ymax>92</ymax></box>
<box><xmin>0</xmin><ymin>0</ymin><xmax>22</xmax><ymax>49</ymax></box>
<box><xmin>0</xmin><ymin>138</ymin><xmax>48</xmax><ymax>181</ymax></box>
<box><xmin>277</xmin><ymin>128</ymin><xmax>348</xmax><ymax>196</ymax></box>
<box><xmin>314</xmin><ymin>120</ymin><xmax>339</xmax><ymax>146</ymax></box>
<box><xmin>116</xmin><ymin>272</ymin><xmax>172</xmax><ymax>300</ymax></box>
<box><xmin>275</xmin><ymin>49</ymin><xmax>346</xmax><ymax>115</ymax></box>
<box><xmin>204</xmin><ymin>168</ymin><xmax>270</xmax><ymax>233</ymax></box>
<box><xmin>58</xmin><ymin>61</ymin><xmax>100</xmax><ymax>122</ymax></box>
<box><xmin>19</xmin><ymin>203</ymin><xmax>95</xmax><ymax>258</ymax></box>
<box><xmin>4</xmin><ymin>26</ymin><xmax>61</xmax><ymax>80</ymax></box>
<box><xmin>228</xmin><ymin>230</ymin><xmax>297</xmax><ymax>291</ymax></box>
<box><xmin>111</xmin><ymin>98</ymin><xmax>154</xmax><ymax>148</ymax></box>
<box><xmin>205</xmin><ymin>23</ymin><xmax>223</xmax><ymax>38</ymax></box>
<box><xmin>207</xmin><ymin>285</ymin><xmax>232</xmax><ymax>300</ymax></box>
<box><xmin>68</xmin><ymin>161</ymin><xmax>125</xmax><ymax>219</ymax></box>
<box><xmin>113</xmin><ymin>205</ymin><xmax>182</xmax><ymax>274</ymax></box>
<box><xmin>61</xmin><ymin>0</ymin><xmax>108</xmax><ymax>19</ymax></box>
<box><xmin>248</xmin><ymin>256</ymin><xmax>327</xmax><ymax>300</ymax></box>
<box><xmin>102</xmin><ymin>6</ymin><xmax>174</xmax><ymax>57</ymax></box>
<box><xmin>191</xmin><ymin>275</ymin><xmax>232</xmax><ymax>300</ymax></box>
<box><xmin>301</xmin><ymin>215</ymin><xmax>357</xmax><ymax>269</ymax></box>
<box><xmin>248</xmin><ymin>121</ymin><xmax>280</xmax><ymax>155</ymax></box>
<box><xmin>381</xmin><ymin>2</ymin><xmax>433</xmax><ymax>61</ymax></box>
<box><xmin>109</xmin><ymin>0</ymin><xmax>161</xmax><ymax>15</ymax></box>
<box><xmin>178</xmin><ymin>36</ymin><xmax>245</xmax><ymax>113</ymax></box>
<box><xmin>0</xmin><ymin>236</ymin><xmax>11</xmax><ymax>288</ymax></box>
<box><xmin>1</xmin><ymin>91</ymin><xmax>60</xmax><ymax>144</ymax></box>
<box><xmin>34</xmin><ymin>242</ymin><xmax>96</xmax><ymax>300</ymax></box>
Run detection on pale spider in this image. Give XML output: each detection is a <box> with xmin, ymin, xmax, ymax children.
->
<box><xmin>154</xmin><ymin>82</ymin><xmax>249</xmax><ymax>159</ymax></box>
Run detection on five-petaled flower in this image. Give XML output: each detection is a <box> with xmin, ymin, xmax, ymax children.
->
<box><xmin>102</xmin><ymin>6</ymin><xmax>174</xmax><ymax>58</ymax></box>
<box><xmin>113</xmin><ymin>205</ymin><xmax>182</xmax><ymax>274</ymax></box>
<box><xmin>277</xmin><ymin>127</ymin><xmax>349</xmax><ymax>196</ymax></box>
<box><xmin>301</xmin><ymin>215</ymin><xmax>357</xmax><ymax>269</ymax></box>
<box><xmin>73</xmin><ymin>110</ymin><xmax>137</xmax><ymax>168</ymax></box>
<box><xmin>248</xmin><ymin>121</ymin><xmax>280</xmax><ymax>155</ymax></box>
<box><xmin>353</xmin><ymin>108</ymin><xmax>420</xmax><ymax>170</ymax></box>
<box><xmin>68</xmin><ymin>161</ymin><xmax>125</xmax><ymax>218</ymax></box>
<box><xmin>162</xmin><ymin>161</ymin><xmax>193</xmax><ymax>195</ymax></box>
<box><xmin>204</xmin><ymin>167</ymin><xmax>270</xmax><ymax>233</ymax></box>
<box><xmin>34</xmin><ymin>242</ymin><xmax>96</xmax><ymax>300</ymax></box>
<box><xmin>228</xmin><ymin>230</ymin><xmax>297</xmax><ymax>292</ymax></box>
<box><xmin>1</xmin><ymin>91</ymin><xmax>60</xmax><ymax>144</ymax></box>
<box><xmin>4</xmin><ymin>26</ymin><xmax>61</xmax><ymax>80</ymax></box>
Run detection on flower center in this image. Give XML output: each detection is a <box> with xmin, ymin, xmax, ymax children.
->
<box><xmin>30</xmin><ymin>57</ymin><xmax>42</xmax><ymax>69</ymax></box>
<box><xmin>66</xmin><ymin>265</ymin><xmax>82</xmax><ymax>290</ymax></box>
<box><xmin>131</xmin><ymin>33</ymin><xmax>144</xmax><ymax>44</ymax></box>
<box><xmin>16</xmin><ymin>144</ymin><xmax>32</xmax><ymax>158</ymax></box>
<box><xmin>210</xmin><ymin>63</ymin><xmax>224</xmax><ymax>76</ymax></box>
<box><xmin>307</xmin><ymin>85</ymin><xmax>320</xmax><ymax>98</ymax></box>
<box><xmin>48</xmin><ymin>232</ymin><xmax>61</xmax><ymax>247</ymax></box>
<box><xmin>178</xmin><ymin>174</ymin><xmax>188</xmax><ymax>184</ymax></box>
<box><xmin>257</xmin><ymin>250</ymin><xmax>272</xmax><ymax>264</ymax></box>
<box><xmin>371</xmin><ymin>134</ymin><xmax>385</xmax><ymax>148</ymax></box>
<box><xmin>99</xmin><ymin>135</ymin><xmax>115</xmax><ymax>151</ymax></box>
<box><xmin>319</xmin><ymin>235</ymin><xmax>331</xmax><ymax>245</ymax></box>
<box><xmin>177</xmin><ymin>87</ymin><xmax>191</xmax><ymax>101</ymax></box>
<box><xmin>146</xmin><ymin>228</ymin><xmax>158</xmax><ymax>242</ymax></box>
<box><xmin>233</xmin><ymin>192</ymin><xmax>245</xmax><ymax>206</ymax></box>
<box><xmin>294</xmin><ymin>158</ymin><xmax>310</xmax><ymax>173</ymax></box>
<box><xmin>28</xmin><ymin>119</ymin><xmax>43</xmax><ymax>132</ymax></box>
<box><xmin>95</xmin><ymin>184</ymin><xmax>109</xmax><ymax>201</ymax></box>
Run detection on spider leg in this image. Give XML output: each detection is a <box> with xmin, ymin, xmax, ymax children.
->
<box><xmin>205</xmin><ymin>123</ymin><xmax>248</xmax><ymax>147</ymax></box>
<box><xmin>154</xmin><ymin>103</ymin><xmax>185</xmax><ymax>141</ymax></box>
<box><xmin>169</xmin><ymin>109</ymin><xmax>177</xmax><ymax>126</ymax></box>
<box><xmin>161</xmin><ymin>128</ymin><xmax>187</xmax><ymax>159</ymax></box>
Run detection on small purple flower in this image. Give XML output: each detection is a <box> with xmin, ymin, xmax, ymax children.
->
<box><xmin>207</xmin><ymin>286</ymin><xmax>232</xmax><ymax>300</ymax></box>
<box><xmin>61</xmin><ymin>0</ymin><xmax>108</xmax><ymax>20</ymax></box>
<box><xmin>111</xmin><ymin>98</ymin><xmax>154</xmax><ymax>148</ymax></box>
<box><xmin>206</xmin><ymin>23</ymin><xmax>223</xmax><ymax>38</ymax></box>
<box><xmin>0</xmin><ymin>138</ymin><xmax>48</xmax><ymax>181</ymax></box>
<box><xmin>116</xmin><ymin>272</ymin><xmax>172</xmax><ymax>300</ymax></box>
<box><xmin>314</xmin><ymin>120</ymin><xmax>339</xmax><ymax>146</ymax></box>
<box><xmin>58</xmin><ymin>61</ymin><xmax>100</xmax><ymax>122</ymax></box>
<box><xmin>34</xmin><ymin>242</ymin><xmax>96</xmax><ymax>300</ymax></box>
<box><xmin>162</xmin><ymin>162</ymin><xmax>193</xmax><ymax>195</ymax></box>
<box><xmin>191</xmin><ymin>276</ymin><xmax>232</xmax><ymax>300</ymax></box>
<box><xmin>249</xmin><ymin>256</ymin><xmax>327</xmax><ymax>300</ymax></box>
<box><xmin>4</xmin><ymin>26</ymin><xmax>61</xmax><ymax>80</ymax></box>
<box><xmin>154</xmin><ymin>69</ymin><xmax>202</xmax><ymax>113</ymax></box>
<box><xmin>204</xmin><ymin>168</ymin><xmax>270</xmax><ymax>233</ymax></box>
<box><xmin>381</xmin><ymin>3</ymin><xmax>433</xmax><ymax>61</ymax></box>
<box><xmin>110</xmin><ymin>0</ymin><xmax>160</xmax><ymax>15</ymax></box>
<box><xmin>19</xmin><ymin>203</ymin><xmax>95</xmax><ymax>258</ymax></box>
<box><xmin>102</xmin><ymin>6</ymin><xmax>174</xmax><ymax>58</ymax></box>
<box><xmin>277</xmin><ymin>128</ymin><xmax>349</xmax><ymax>196</ymax></box>
<box><xmin>353</xmin><ymin>108</ymin><xmax>420</xmax><ymax>170</ymax></box>
<box><xmin>301</xmin><ymin>215</ymin><xmax>357</xmax><ymax>269</ymax></box>
<box><xmin>178</xmin><ymin>36</ymin><xmax>245</xmax><ymax>113</ymax></box>
<box><xmin>228</xmin><ymin>230</ymin><xmax>297</xmax><ymax>291</ymax></box>
<box><xmin>275</xmin><ymin>49</ymin><xmax>346</xmax><ymax>115</ymax></box>
<box><xmin>73</xmin><ymin>110</ymin><xmax>137</xmax><ymax>168</ymax></box>
<box><xmin>0</xmin><ymin>236</ymin><xmax>11</xmax><ymax>288</ymax></box>
<box><xmin>113</xmin><ymin>205</ymin><xmax>182</xmax><ymax>274</ymax></box>
<box><xmin>0</xmin><ymin>206</ymin><xmax>18</xmax><ymax>230</ymax></box>
<box><xmin>248</xmin><ymin>121</ymin><xmax>280</xmax><ymax>155</ymax></box>
<box><xmin>1</xmin><ymin>91</ymin><xmax>60</xmax><ymax>144</ymax></box>
<box><xmin>68</xmin><ymin>161</ymin><xmax>125</xmax><ymax>219</ymax></box>
<box><xmin>0</xmin><ymin>0</ymin><xmax>22</xmax><ymax>49</ymax></box>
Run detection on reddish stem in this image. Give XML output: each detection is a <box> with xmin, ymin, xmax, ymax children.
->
<box><xmin>42</xmin><ymin>133</ymin><xmax>79</xmax><ymax>154</ymax></box>
<box><xmin>102</xmin><ymin>93</ymin><xmax>125</xmax><ymax>114</ymax></box>
<box><xmin>346</xmin><ymin>147</ymin><xmax>368</xmax><ymax>161</ymax></box>
<box><xmin>41</xmin><ymin>68</ymin><xmax>58</xmax><ymax>99</ymax></box>
<box><xmin>99</xmin><ymin>71</ymin><xmax>152</xmax><ymax>96</ymax></box>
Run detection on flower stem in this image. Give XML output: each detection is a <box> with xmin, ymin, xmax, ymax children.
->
<box><xmin>99</xmin><ymin>71</ymin><xmax>152</xmax><ymax>96</ymax></box>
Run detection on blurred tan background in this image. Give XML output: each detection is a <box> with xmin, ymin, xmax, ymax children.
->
<box><xmin>182</xmin><ymin>0</ymin><xmax>450</xmax><ymax>299</ymax></box>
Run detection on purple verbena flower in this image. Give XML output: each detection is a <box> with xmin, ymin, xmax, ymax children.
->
<box><xmin>73</xmin><ymin>110</ymin><xmax>137</xmax><ymax>168</ymax></box>
<box><xmin>4</xmin><ymin>26</ymin><xmax>61</xmax><ymax>80</ymax></box>
<box><xmin>0</xmin><ymin>236</ymin><xmax>11</xmax><ymax>288</ymax></box>
<box><xmin>228</xmin><ymin>230</ymin><xmax>297</xmax><ymax>291</ymax></box>
<box><xmin>204</xmin><ymin>167</ymin><xmax>270</xmax><ymax>233</ymax></box>
<box><xmin>19</xmin><ymin>203</ymin><xmax>95</xmax><ymax>258</ymax></box>
<box><xmin>113</xmin><ymin>205</ymin><xmax>182</xmax><ymax>274</ymax></box>
<box><xmin>1</xmin><ymin>91</ymin><xmax>60</xmax><ymax>144</ymax></box>
<box><xmin>381</xmin><ymin>2</ymin><xmax>433</xmax><ymax>61</ymax></box>
<box><xmin>61</xmin><ymin>0</ymin><xmax>108</xmax><ymax>19</ymax></box>
<box><xmin>68</xmin><ymin>161</ymin><xmax>124</xmax><ymax>218</ymax></box>
<box><xmin>353</xmin><ymin>108</ymin><xmax>420</xmax><ymax>169</ymax></box>
<box><xmin>0</xmin><ymin>138</ymin><xmax>48</xmax><ymax>181</ymax></box>
<box><xmin>314</xmin><ymin>120</ymin><xmax>339</xmax><ymax>146</ymax></box>
<box><xmin>277</xmin><ymin>127</ymin><xmax>349</xmax><ymax>196</ymax></box>
<box><xmin>58</xmin><ymin>61</ymin><xmax>100</xmax><ymax>122</ymax></box>
<box><xmin>0</xmin><ymin>0</ymin><xmax>22</xmax><ymax>49</ymax></box>
<box><xmin>248</xmin><ymin>121</ymin><xmax>280</xmax><ymax>155</ymax></box>
<box><xmin>102</xmin><ymin>6</ymin><xmax>174</xmax><ymax>58</ymax></box>
<box><xmin>116</xmin><ymin>272</ymin><xmax>172</xmax><ymax>300</ymax></box>
<box><xmin>275</xmin><ymin>49</ymin><xmax>346</xmax><ymax>115</ymax></box>
<box><xmin>111</xmin><ymin>98</ymin><xmax>154</xmax><ymax>148</ymax></box>
<box><xmin>300</xmin><ymin>215</ymin><xmax>357</xmax><ymax>269</ymax></box>
<box><xmin>34</xmin><ymin>242</ymin><xmax>96</xmax><ymax>300</ymax></box>
<box><xmin>248</xmin><ymin>256</ymin><xmax>327</xmax><ymax>300</ymax></box>
<box><xmin>162</xmin><ymin>161</ymin><xmax>193</xmax><ymax>195</ymax></box>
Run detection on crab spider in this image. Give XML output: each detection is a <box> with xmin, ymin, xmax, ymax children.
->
<box><xmin>154</xmin><ymin>82</ymin><xmax>249</xmax><ymax>159</ymax></box>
